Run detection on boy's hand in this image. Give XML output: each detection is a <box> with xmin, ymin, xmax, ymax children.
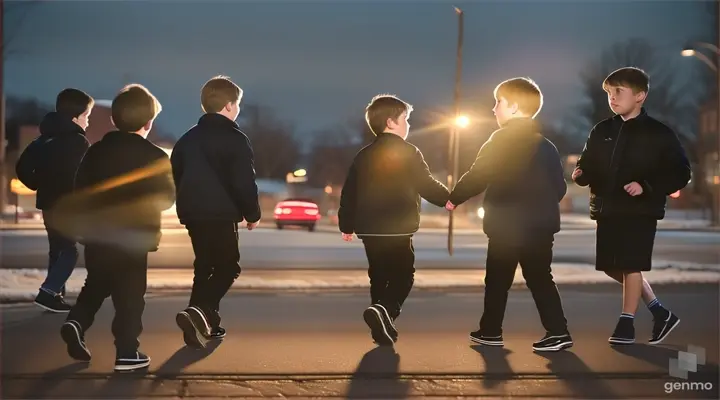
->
<box><xmin>342</xmin><ymin>233</ymin><xmax>354</xmax><ymax>242</ymax></box>
<box><xmin>624</xmin><ymin>182</ymin><xmax>643</xmax><ymax>196</ymax></box>
<box><xmin>246</xmin><ymin>221</ymin><xmax>258</xmax><ymax>231</ymax></box>
<box><xmin>445</xmin><ymin>201</ymin><xmax>456</xmax><ymax>211</ymax></box>
<box><xmin>571</xmin><ymin>168</ymin><xmax>583</xmax><ymax>181</ymax></box>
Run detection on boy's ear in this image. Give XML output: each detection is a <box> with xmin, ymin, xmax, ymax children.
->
<box><xmin>143</xmin><ymin>119</ymin><xmax>154</xmax><ymax>132</ymax></box>
<box><xmin>509</xmin><ymin>102</ymin><xmax>519</xmax><ymax>114</ymax></box>
<box><xmin>224</xmin><ymin>101</ymin><xmax>233</xmax><ymax>112</ymax></box>
<box><xmin>386</xmin><ymin>116</ymin><xmax>396</xmax><ymax>130</ymax></box>
<box><xmin>635</xmin><ymin>91</ymin><xmax>647</xmax><ymax>103</ymax></box>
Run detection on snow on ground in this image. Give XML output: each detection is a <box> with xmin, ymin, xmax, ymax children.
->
<box><xmin>1</xmin><ymin>262</ymin><xmax>718</xmax><ymax>302</ymax></box>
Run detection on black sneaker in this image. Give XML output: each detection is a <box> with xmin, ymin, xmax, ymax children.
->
<box><xmin>176</xmin><ymin>306</ymin><xmax>210</xmax><ymax>348</ymax></box>
<box><xmin>114</xmin><ymin>351</ymin><xmax>150</xmax><ymax>372</ymax></box>
<box><xmin>363</xmin><ymin>305</ymin><xmax>394</xmax><ymax>346</ymax></box>
<box><xmin>209</xmin><ymin>326</ymin><xmax>226</xmax><ymax>340</ymax></box>
<box><xmin>34</xmin><ymin>290</ymin><xmax>71</xmax><ymax>313</ymax></box>
<box><xmin>649</xmin><ymin>312</ymin><xmax>680</xmax><ymax>345</ymax></box>
<box><xmin>469</xmin><ymin>330</ymin><xmax>504</xmax><ymax>346</ymax></box>
<box><xmin>532</xmin><ymin>333</ymin><xmax>573</xmax><ymax>352</ymax></box>
<box><xmin>373</xmin><ymin>304</ymin><xmax>399</xmax><ymax>342</ymax></box>
<box><xmin>609</xmin><ymin>317</ymin><xmax>635</xmax><ymax>345</ymax></box>
<box><xmin>60</xmin><ymin>320</ymin><xmax>91</xmax><ymax>361</ymax></box>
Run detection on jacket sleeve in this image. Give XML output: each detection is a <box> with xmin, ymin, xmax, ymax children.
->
<box><xmin>59</xmin><ymin>135</ymin><xmax>90</xmax><ymax>195</ymax></box>
<box><xmin>151</xmin><ymin>153</ymin><xmax>176</xmax><ymax>211</ymax></box>
<box><xmin>640</xmin><ymin>129</ymin><xmax>691</xmax><ymax>196</ymax></box>
<box><xmin>170</xmin><ymin>145</ymin><xmax>183</xmax><ymax>192</ymax></box>
<box><xmin>15</xmin><ymin>141</ymin><xmax>40</xmax><ymax>190</ymax></box>
<box><xmin>338</xmin><ymin>162</ymin><xmax>358</xmax><ymax>234</ymax></box>
<box><xmin>547</xmin><ymin>141</ymin><xmax>568</xmax><ymax>202</ymax></box>
<box><xmin>412</xmin><ymin>148</ymin><xmax>449</xmax><ymax>207</ymax></box>
<box><xmin>74</xmin><ymin>146</ymin><xmax>95</xmax><ymax>191</ymax></box>
<box><xmin>574</xmin><ymin>126</ymin><xmax>597</xmax><ymax>187</ymax></box>
<box><xmin>448</xmin><ymin>139</ymin><xmax>497</xmax><ymax>206</ymax></box>
<box><xmin>230</xmin><ymin>135</ymin><xmax>261</xmax><ymax>223</ymax></box>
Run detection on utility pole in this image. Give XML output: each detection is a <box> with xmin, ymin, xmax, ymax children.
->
<box><xmin>0</xmin><ymin>0</ymin><xmax>7</xmax><ymax>217</ymax></box>
<box><xmin>447</xmin><ymin>6</ymin><xmax>463</xmax><ymax>255</ymax></box>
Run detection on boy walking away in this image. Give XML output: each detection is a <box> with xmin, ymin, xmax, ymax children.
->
<box><xmin>446</xmin><ymin>78</ymin><xmax>572</xmax><ymax>352</ymax></box>
<box><xmin>572</xmin><ymin>67</ymin><xmax>690</xmax><ymax>346</ymax></box>
<box><xmin>59</xmin><ymin>84</ymin><xmax>175</xmax><ymax>371</ymax></box>
<box><xmin>15</xmin><ymin>89</ymin><xmax>93</xmax><ymax>312</ymax></box>
<box><xmin>338</xmin><ymin>94</ymin><xmax>449</xmax><ymax>346</ymax></box>
<box><xmin>172</xmin><ymin>76</ymin><xmax>261</xmax><ymax>348</ymax></box>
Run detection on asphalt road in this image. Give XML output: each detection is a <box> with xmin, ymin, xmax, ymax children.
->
<box><xmin>1</xmin><ymin>284</ymin><xmax>718</xmax><ymax>398</ymax></box>
<box><xmin>1</xmin><ymin>226</ymin><xmax>719</xmax><ymax>270</ymax></box>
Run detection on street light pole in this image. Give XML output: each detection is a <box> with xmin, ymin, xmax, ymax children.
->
<box><xmin>447</xmin><ymin>6</ymin><xmax>464</xmax><ymax>256</ymax></box>
<box><xmin>0</xmin><ymin>0</ymin><xmax>6</xmax><ymax>218</ymax></box>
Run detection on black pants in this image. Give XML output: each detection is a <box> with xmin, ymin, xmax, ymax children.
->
<box><xmin>41</xmin><ymin>211</ymin><xmax>79</xmax><ymax>296</ymax></box>
<box><xmin>66</xmin><ymin>244</ymin><xmax>148</xmax><ymax>356</ymax></box>
<box><xmin>362</xmin><ymin>236</ymin><xmax>415</xmax><ymax>320</ymax></box>
<box><xmin>186</xmin><ymin>221</ymin><xmax>241</xmax><ymax>328</ymax></box>
<box><xmin>480</xmin><ymin>237</ymin><xmax>568</xmax><ymax>336</ymax></box>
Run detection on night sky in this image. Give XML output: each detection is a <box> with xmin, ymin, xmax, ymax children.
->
<box><xmin>4</xmin><ymin>0</ymin><xmax>714</xmax><ymax>143</ymax></box>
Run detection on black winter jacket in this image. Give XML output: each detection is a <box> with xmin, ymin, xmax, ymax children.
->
<box><xmin>171</xmin><ymin>114</ymin><xmax>261</xmax><ymax>224</ymax></box>
<box><xmin>574</xmin><ymin>109</ymin><xmax>691</xmax><ymax>220</ymax></box>
<box><xmin>449</xmin><ymin>118</ymin><xmax>567</xmax><ymax>244</ymax></box>
<box><xmin>338</xmin><ymin>133</ymin><xmax>449</xmax><ymax>236</ymax></box>
<box><xmin>15</xmin><ymin>112</ymin><xmax>89</xmax><ymax>210</ymax></box>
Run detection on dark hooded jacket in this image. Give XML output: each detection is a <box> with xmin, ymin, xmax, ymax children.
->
<box><xmin>15</xmin><ymin>112</ymin><xmax>90</xmax><ymax>210</ymax></box>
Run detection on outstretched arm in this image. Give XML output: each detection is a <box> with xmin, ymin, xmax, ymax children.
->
<box><xmin>412</xmin><ymin>148</ymin><xmax>449</xmax><ymax>207</ymax></box>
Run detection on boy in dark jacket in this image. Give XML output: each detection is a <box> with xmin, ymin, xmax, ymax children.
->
<box><xmin>15</xmin><ymin>88</ymin><xmax>93</xmax><ymax>312</ymax></box>
<box><xmin>338</xmin><ymin>94</ymin><xmax>449</xmax><ymax>346</ymax></box>
<box><xmin>573</xmin><ymin>67</ymin><xmax>690</xmax><ymax>346</ymax></box>
<box><xmin>171</xmin><ymin>76</ymin><xmax>261</xmax><ymax>348</ymax></box>
<box><xmin>447</xmin><ymin>77</ymin><xmax>572</xmax><ymax>352</ymax></box>
<box><xmin>59</xmin><ymin>84</ymin><xmax>175</xmax><ymax>371</ymax></box>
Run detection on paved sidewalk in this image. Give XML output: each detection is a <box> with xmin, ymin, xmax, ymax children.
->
<box><xmin>2</xmin><ymin>285</ymin><xmax>718</xmax><ymax>398</ymax></box>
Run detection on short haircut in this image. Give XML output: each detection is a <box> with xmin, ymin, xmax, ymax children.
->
<box><xmin>365</xmin><ymin>94</ymin><xmax>413</xmax><ymax>135</ymax></box>
<box><xmin>493</xmin><ymin>77</ymin><xmax>543</xmax><ymax>118</ymax></box>
<box><xmin>603</xmin><ymin>67</ymin><xmax>650</xmax><ymax>94</ymax></box>
<box><xmin>111</xmin><ymin>84</ymin><xmax>162</xmax><ymax>132</ymax></box>
<box><xmin>201</xmin><ymin>75</ymin><xmax>243</xmax><ymax>113</ymax></box>
<box><xmin>56</xmin><ymin>88</ymin><xmax>94</xmax><ymax>119</ymax></box>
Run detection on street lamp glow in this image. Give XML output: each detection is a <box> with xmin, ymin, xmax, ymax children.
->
<box><xmin>293</xmin><ymin>169</ymin><xmax>307</xmax><ymax>177</ymax></box>
<box><xmin>681</xmin><ymin>48</ymin><xmax>696</xmax><ymax>57</ymax></box>
<box><xmin>455</xmin><ymin>115</ymin><xmax>470</xmax><ymax>128</ymax></box>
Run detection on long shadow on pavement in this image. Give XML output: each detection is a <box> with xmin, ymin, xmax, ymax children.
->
<box><xmin>346</xmin><ymin>346</ymin><xmax>409</xmax><ymax>399</ymax></box>
<box><xmin>149</xmin><ymin>340</ymin><xmax>221</xmax><ymax>391</ymax></box>
<box><xmin>470</xmin><ymin>345</ymin><xmax>513</xmax><ymax>388</ymax></box>
<box><xmin>612</xmin><ymin>344</ymin><xmax>720</xmax><ymax>396</ymax></box>
<box><xmin>535</xmin><ymin>350</ymin><xmax>617</xmax><ymax>398</ymax></box>
<box><xmin>20</xmin><ymin>362</ymin><xmax>89</xmax><ymax>399</ymax></box>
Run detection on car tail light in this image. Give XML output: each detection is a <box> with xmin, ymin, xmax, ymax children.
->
<box><xmin>275</xmin><ymin>208</ymin><xmax>292</xmax><ymax>214</ymax></box>
<box><xmin>304</xmin><ymin>209</ymin><xmax>319</xmax><ymax>216</ymax></box>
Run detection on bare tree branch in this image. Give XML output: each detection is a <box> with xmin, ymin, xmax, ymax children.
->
<box><xmin>2</xmin><ymin>1</ymin><xmax>40</xmax><ymax>58</ymax></box>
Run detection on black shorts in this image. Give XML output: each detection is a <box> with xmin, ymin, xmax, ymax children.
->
<box><xmin>595</xmin><ymin>217</ymin><xmax>657</xmax><ymax>272</ymax></box>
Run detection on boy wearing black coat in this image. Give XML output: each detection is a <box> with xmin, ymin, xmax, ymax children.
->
<box><xmin>59</xmin><ymin>84</ymin><xmax>175</xmax><ymax>371</ymax></box>
<box><xmin>338</xmin><ymin>94</ymin><xmax>449</xmax><ymax>345</ymax></box>
<box><xmin>171</xmin><ymin>76</ymin><xmax>261</xmax><ymax>348</ymax></box>
<box><xmin>15</xmin><ymin>88</ymin><xmax>94</xmax><ymax>312</ymax></box>
<box><xmin>447</xmin><ymin>78</ymin><xmax>572</xmax><ymax>352</ymax></box>
<box><xmin>573</xmin><ymin>67</ymin><xmax>690</xmax><ymax>346</ymax></box>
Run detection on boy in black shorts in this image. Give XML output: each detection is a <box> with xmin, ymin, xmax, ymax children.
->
<box><xmin>573</xmin><ymin>67</ymin><xmax>691</xmax><ymax>345</ymax></box>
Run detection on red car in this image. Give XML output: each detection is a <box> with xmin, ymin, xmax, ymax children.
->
<box><xmin>274</xmin><ymin>199</ymin><xmax>320</xmax><ymax>231</ymax></box>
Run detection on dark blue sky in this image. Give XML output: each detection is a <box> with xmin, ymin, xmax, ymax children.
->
<box><xmin>4</xmin><ymin>0</ymin><xmax>714</xmax><ymax>142</ymax></box>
